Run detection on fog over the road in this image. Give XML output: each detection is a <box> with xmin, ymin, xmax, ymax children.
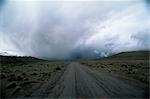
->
<box><xmin>0</xmin><ymin>0</ymin><xmax>149</xmax><ymax>60</ymax></box>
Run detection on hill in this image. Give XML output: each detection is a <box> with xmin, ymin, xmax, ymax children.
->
<box><xmin>80</xmin><ymin>51</ymin><xmax>149</xmax><ymax>84</ymax></box>
<box><xmin>0</xmin><ymin>55</ymin><xmax>45</xmax><ymax>67</ymax></box>
<box><xmin>106</xmin><ymin>51</ymin><xmax>149</xmax><ymax>60</ymax></box>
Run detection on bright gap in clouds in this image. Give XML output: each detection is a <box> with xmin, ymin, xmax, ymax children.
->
<box><xmin>0</xmin><ymin>0</ymin><xmax>149</xmax><ymax>60</ymax></box>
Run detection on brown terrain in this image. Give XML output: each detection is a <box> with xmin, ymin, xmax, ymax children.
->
<box><xmin>0</xmin><ymin>51</ymin><xmax>149</xmax><ymax>98</ymax></box>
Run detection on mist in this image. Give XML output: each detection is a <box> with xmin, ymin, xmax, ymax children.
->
<box><xmin>0</xmin><ymin>0</ymin><xmax>149</xmax><ymax>60</ymax></box>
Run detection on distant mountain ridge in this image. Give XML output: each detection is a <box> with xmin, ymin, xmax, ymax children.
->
<box><xmin>106</xmin><ymin>51</ymin><xmax>149</xmax><ymax>60</ymax></box>
<box><xmin>0</xmin><ymin>55</ymin><xmax>43</xmax><ymax>65</ymax></box>
<box><xmin>0</xmin><ymin>51</ymin><xmax>149</xmax><ymax>63</ymax></box>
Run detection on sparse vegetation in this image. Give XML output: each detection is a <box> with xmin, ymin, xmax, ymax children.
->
<box><xmin>0</xmin><ymin>51</ymin><xmax>149</xmax><ymax>98</ymax></box>
<box><xmin>80</xmin><ymin>51</ymin><xmax>149</xmax><ymax>84</ymax></box>
<box><xmin>0</xmin><ymin>56</ymin><xmax>68</xmax><ymax>98</ymax></box>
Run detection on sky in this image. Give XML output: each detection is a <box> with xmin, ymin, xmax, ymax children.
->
<box><xmin>0</xmin><ymin>0</ymin><xmax>149</xmax><ymax>60</ymax></box>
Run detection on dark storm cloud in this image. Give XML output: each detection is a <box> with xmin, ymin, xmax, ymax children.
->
<box><xmin>0</xmin><ymin>0</ymin><xmax>149</xmax><ymax>60</ymax></box>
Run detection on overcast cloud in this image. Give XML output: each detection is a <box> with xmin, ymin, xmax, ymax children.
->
<box><xmin>0</xmin><ymin>0</ymin><xmax>149</xmax><ymax>60</ymax></box>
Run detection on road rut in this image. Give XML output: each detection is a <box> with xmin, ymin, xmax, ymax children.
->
<box><xmin>47</xmin><ymin>62</ymin><xmax>148</xmax><ymax>98</ymax></box>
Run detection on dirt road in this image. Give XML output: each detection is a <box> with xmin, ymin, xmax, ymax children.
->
<box><xmin>31</xmin><ymin>62</ymin><xmax>148</xmax><ymax>98</ymax></box>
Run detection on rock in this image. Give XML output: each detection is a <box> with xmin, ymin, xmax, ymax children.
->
<box><xmin>7</xmin><ymin>82</ymin><xmax>17</xmax><ymax>89</ymax></box>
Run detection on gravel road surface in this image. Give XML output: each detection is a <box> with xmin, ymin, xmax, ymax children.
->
<box><xmin>31</xmin><ymin>62</ymin><xmax>148</xmax><ymax>98</ymax></box>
